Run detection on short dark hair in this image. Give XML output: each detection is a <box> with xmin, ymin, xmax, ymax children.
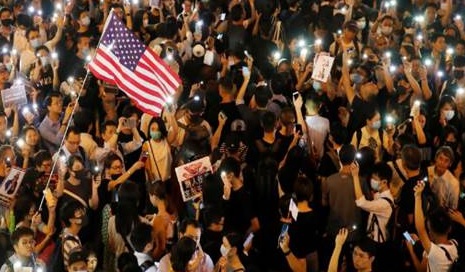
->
<box><xmin>170</xmin><ymin>237</ymin><xmax>197</xmax><ymax>272</ymax></box>
<box><xmin>65</xmin><ymin>126</ymin><xmax>80</xmax><ymax>139</ymax></box>
<box><xmin>401</xmin><ymin>145</ymin><xmax>421</xmax><ymax>170</ymax></box>
<box><xmin>117</xmin><ymin>252</ymin><xmax>138</xmax><ymax>272</ymax></box>
<box><xmin>13</xmin><ymin>197</ymin><xmax>35</xmax><ymax>224</ymax></box>
<box><xmin>44</xmin><ymin>92</ymin><xmax>62</xmax><ymax>108</ymax></box>
<box><xmin>73</xmin><ymin>109</ymin><xmax>93</xmax><ymax>133</ymax></box>
<box><xmin>230</xmin><ymin>4</ymin><xmax>243</xmax><ymax>22</ymax></box>
<box><xmin>427</xmin><ymin>207</ymin><xmax>451</xmax><ymax>235</ymax></box>
<box><xmin>293</xmin><ymin>176</ymin><xmax>313</xmax><ymax>202</ymax></box>
<box><xmin>130</xmin><ymin>223</ymin><xmax>153</xmax><ymax>252</ymax></box>
<box><xmin>148</xmin><ymin>117</ymin><xmax>168</xmax><ymax>139</ymax></box>
<box><xmin>430</xmin><ymin>32</ymin><xmax>445</xmax><ymax>43</ymax></box>
<box><xmin>261</xmin><ymin>111</ymin><xmax>277</xmax><ymax>132</ymax></box>
<box><xmin>101</xmin><ymin>120</ymin><xmax>117</xmax><ymax>134</ymax></box>
<box><xmin>60</xmin><ymin>201</ymin><xmax>84</xmax><ymax>227</ymax></box>
<box><xmin>219</xmin><ymin>156</ymin><xmax>241</xmax><ymax>177</ymax></box>
<box><xmin>225</xmin><ymin>232</ymin><xmax>243</xmax><ymax>252</ymax></box>
<box><xmin>147</xmin><ymin>180</ymin><xmax>167</xmax><ymax>199</ymax></box>
<box><xmin>435</xmin><ymin>146</ymin><xmax>455</xmax><ymax>163</ymax></box>
<box><xmin>26</xmin><ymin>27</ymin><xmax>39</xmax><ymax>40</ymax></box>
<box><xmin>372</xmin><ymin>162</ymin><xmax>393</xmax><ymax>185</ymax></box>
<box><xmin>179</xmin><ymin>219</ymin><xmax>200</xmax><ymax>235</ymax></box>
<box><xmin>218</xmin><ymin>77</ymin><xmax>235</xmax><ymax>95</ymax></box>
<box><xmin>356</xmin><ymin>238</ymin><xmax>377</xmax><ymax>257</ymax></box>
<box><xmin>330</xmin><ymin>123</ymin><xmax>348</xmax><ymax>145</ymax></box>
<box><xmin>203</xmin><ymin>208</ymin><xmax>224</xmax><ymax>227</ymax></box>
<box><xmin>10</xmin><ymin>226</ymin><xmax>34</xmax><ymax>246</ymax></box>
<box><xmin>34</xmin><ymin>150</ymin><xmax>52</xmax><ymax>167</ymax></box>
<box><xmin>453</xmin><ymin>55</ymin><xmax>465</xmax><ymax>67</ymax></box>
<box><xmin>339</xmin><ymin>144</ymin><xmax>356</xmax><ymax>166</ymax></box>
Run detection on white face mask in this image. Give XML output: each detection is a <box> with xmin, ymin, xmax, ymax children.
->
<box><xmin>370</xmin><ymin>179</ymin><xmax>380</xmax><ymax>191</ymax></box>
<box><xmin>357</xmin><ymin>19</ymin><xmax>366</xmax><ymax>30</ymax></box>
<box><xmin>220</xmin><ymin>244</ymin><xmax>230</xmax><ymax>256</ymax></box>
<box><xmin>81</xmin><ymin>16</ymin><xmax>90</xmax><ymax>26</ymax></box>
<box><xmin>381</xmin><ymin>26</ymin><xmax>393</xmax><ymax>35</ymax></box>
<box><xmin>444</xmin><ymin>110</ymin><xmax>455</xmax><ymax>121</ymax></box>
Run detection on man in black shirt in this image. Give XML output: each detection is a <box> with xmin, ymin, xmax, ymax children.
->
<box><xmin>220</xmin><ymin>157</ymin><xmax>260</xmax><ymax>237</ymax></box>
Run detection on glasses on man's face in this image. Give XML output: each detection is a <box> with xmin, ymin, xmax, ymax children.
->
<box><xmin>66</xmin><ymin>140</ymin><xmax>80</xmax><ymax>146</ymax></box>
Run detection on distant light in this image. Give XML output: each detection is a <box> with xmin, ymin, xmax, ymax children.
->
<box><xmin>356</xmin><ymin>152</ymin><xmax>362</xmax><ymax>159</ymax></box>
<box><xmin>385</xmin><ymin>115</ymin><xmax>394</xmax><ymax>123</ymax></box>
<box><xmin>16</xmin><ymin>138</ymin><xmax>25</xmax><ymax>148</ymax></box>
<box><xmin>272</xmin><ymin>51</ymin><xmax>281</xmax><ymax>61</ymax></box>
<box><xmin>315</xmin><ymin>39</ymin><xmax>322</xmax><ymax>46</ymax></box>
<box><xmin>446</xmin><ymin>47</ymin><xmax>454</xmax><ymax>55</ymax></box>
<box><xmin>436</xmin><ymin>70</ymin><xmax>444</xmax><ymax>78</ymax></box>
<box><xmin>298</xmin><ymin>39</ymin><xmax>305</xmax><ymax>47</ymax></box>
<box><xmin>5</xmin><ymin>129</ymin><xmax>11</xmax><ymax>138</ymax></box>
<box><xmin>166</xmin><ymin>96</ymin><xmax>174</xmax><ymax>104</ymax></box>
<box><xmin>457</xmin><ymin>88</ymin><xmax>465</xmax><ymax>95</ymax></box>
<box><xmin>194</xmin><ymin>95</ymin><xmax>200</xmax><ymax>101</ymax></box>
<box><xmin>424</xmin><ymin>58</ymin><xmax>432</xmax><ymax>67</ymax></box>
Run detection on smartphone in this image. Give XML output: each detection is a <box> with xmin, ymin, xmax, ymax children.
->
<box><xmin>220</xmin><ymin>13</ymin><xmax>226</xmax><ymax>21</ymax></box>
<box><xmin>403</xmin><ymin>231</ymin><xmax>416</xmax><ymax>245</ymax></box>
<box><xmin>295</xmin><ymin>124</ymin><xmax>303</xmax><ymax>135</ymax></box>
<box><xmin>140</xmin><ymin>151</ymin><xmax>149</xmax><ymax>163</ymax></box>
<box><xmin>293</xmin><ymin>91</ymin><xmax>299</xmax><ymax>100</ymax></box>
<box><xmin>126</xmin><ymin>118</ymin><xmax>137</xmax><ymax>129</ymax></box>
<box><xmin>277</xmin><ymin>223</ymin><xmax>289</xmax><ymax>247</ymax></box>
<box><xmin>149</xmin><ymin>0</ymin><xmax>160</xmax><ymax>7</ymax></box>
<box><xmin>219</xmin><ymin>111</ymin><xmax>227</xmax><ymax>120</ymax></box>
<box><xmin>243</xmin><ymin>233</ymin><xmax>254</xmax><ymax>248</ymax></box>
<box><xmin>242</xmin><ymin>66</ymin><xmax>250</xmax><ymax>77</ymax></box>
<box><xmin>217</xmin><ymin>33</ymin><xmax>223</xmax><ymax>40</ymax></box>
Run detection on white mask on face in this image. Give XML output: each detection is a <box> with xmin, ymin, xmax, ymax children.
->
<box><xmin>357</xmin><ymin>19</ymin><xmax>366</xmax><ymax>30</ymax></box>
<box><xmin>81</xmin><ymin>16</ymin><xmax>90</xmax><ymax>26</ymax></box>
<box><xmin>444</xmin><ymin>110</ymin><xmax>455</xmax><ymax>121</ymax></box>
<box><xmin>381</xmin><ymin>26</ymin><xmax>393</xmax><ymax>35</ymax></box>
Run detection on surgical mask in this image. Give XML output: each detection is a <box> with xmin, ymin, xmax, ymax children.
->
<box><xmin>371</xmin><ymin>120</ymin><xmax>381</xmax><ymax>130</ymax></box>
<box><xmin>1</xmin><ymin>19</ymin><xmax>12</xmax><ymax>26</ymax></box>
<box><xmin>357</xmin><ymin>19</ymin><xmax>366</xmax><ymax>30</ymax></box>
<box><xmin>81</xmin><ymin>16</ymin><xmax>90</xmax><ymax>26</ymax></box>
<box><xmin>454</xmin><ymin>70</ymin><xmax>464</xmax><ymax>79</ymax></box>
<box><xmin>40</xmin><ymin>56</ymin><xmax>50</xmax><ymax>66</ymax></box>
<box><xmin>381</xmin><ymin>26</ymin><xmax>393</xmax><ymax>35</ymax></box>
<box><xmin>82</xmin><ymin>48</ymin><xmax>90</xmax><ymax>56</ymax></box>
<box><xmin>150</xmin><ymin>131</ymin><xmax>162</xmax><ymax>140</ymax></box>
<box><xmin>5</xmin><ymin>63</ymin><xmax>12</xmax><ymax>72</ymax></box>
<box><xmin>74</xmin><ymin>169</ymin><xmax>89</xmax><ymax>180</ymax></box>
<box><xmin>312</xmin><ymin>81</ymin><xmax>322</xmax><ymax>91</ymax></box>
<box><xmin>370</xmin><ymin>179</ymin><xmax>380</xmax><ymax>191</ymax></box>
<box><xmin>143</xmin><ymin>19</ymin><xmax>149</xmax><ymax>27</ymax></box>
<box><xmin>30</xmin><ymin>38</ymin><xmax>41</xmax><ymax>48</ymax></box>
<box><xmin>350</xmin><ymin>73</ymin><xmax>364</xmax><ymax>84</ymax></box>
<box><xmin>220</xmin><ymin>244</ymin><xmax>229</xmax><ymax>256</ymax></box>
<box><xmin>444</xmin><ymin>110</ymin><xmax>455</xmax><ymax>121</ymax></box>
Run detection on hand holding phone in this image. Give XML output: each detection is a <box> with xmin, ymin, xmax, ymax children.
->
<box><xmin>277</xmin><ymin>224</ymin><xmax>289</xmax><ymax>248</ymax></box>
<box><xmin>403</xmin><ymin>231</ymin><xmax>416</xmax><ymax>245</ymax></box>
<box><xmin>140</xmin><ymin>151</ymin><xmax>149</xmax><ymax>163</ymax></box>
<box><xmin>242</xmin><ymin>66</ymin><xmax>250</xmax><ymax>78</ymax></box>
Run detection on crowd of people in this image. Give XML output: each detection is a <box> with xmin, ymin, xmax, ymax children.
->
<box><xmin>1</xmin><ymin>0</ymin><xmax>465</xmax><ymax>271</ymax></box>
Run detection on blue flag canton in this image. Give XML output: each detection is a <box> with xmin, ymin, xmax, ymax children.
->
<box><xmin>101</xmin><ymin>14</ymin><xmax>146</xmax><ymax>71</ymax></box>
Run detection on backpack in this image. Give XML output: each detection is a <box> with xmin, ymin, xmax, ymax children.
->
<box><xmin>439</xmin><ymin>240</ymin><xmax>465</xmax><ymax>272</ymax></box>
<box><xmin>367</xmin><ymin>197</ymin><xmax>396</xmax><ymax>243</ymax></box>
<box><xmin>48</xmin><ymin>233</ymin><xmax>80</xmax><ymax>272</ymax></box>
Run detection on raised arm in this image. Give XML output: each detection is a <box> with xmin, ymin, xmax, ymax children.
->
<box><xmin>414</xmin><ymin>182</ymin><xmax>432</xmax><ymax>253</ymax></box>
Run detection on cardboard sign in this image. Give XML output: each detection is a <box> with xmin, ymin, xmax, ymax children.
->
<box><xmin>175</xmin><ymin>156</ymin><xmax>212</xmax><ymax>202</ymax></box>
<box><xmin>1</xmin><ymin>84</ymin><xmax>28</xmax><ymax>109</ymax></box>
<box><xmin>0</xmin><ymin>167</ymin><xmax>26</xmax><ymax>207</ymax></box>
<box><xmin>311</xmin><ymin>53</ymin><xmax>335</xmax><ymax>83</ymax></box>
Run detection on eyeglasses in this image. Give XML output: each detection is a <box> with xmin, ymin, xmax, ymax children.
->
<box><xmin>110</xmin><ymin>165</ymin><xmax>123</xmax><ymax>170</ymax></box>
<box><xmin>20</xmin><ymin>239</ymin><xmax>36</xmax><ymax>246</ymax></box>
<box><xmin>66</xmin><ymin>140</ymin><xmax>80</xmax><ymax>146</ymax></box>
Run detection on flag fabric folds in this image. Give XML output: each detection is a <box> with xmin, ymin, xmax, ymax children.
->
<box><xmin>88</xmin><ymin>11</ymin><xmax>181</xmax><ymax>116</ymax></box>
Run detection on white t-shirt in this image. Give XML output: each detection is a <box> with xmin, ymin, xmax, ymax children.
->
<box><xmin>425</xmin><ymin>240</ymin><xmax>458</xmax><ymax>272</ymax></box>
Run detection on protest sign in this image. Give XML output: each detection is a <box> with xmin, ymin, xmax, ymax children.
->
<box><xmin>175</xmin><ymin>156</ymin><xmax>212</xmax><ymax>202</ymax></box>
<box><xmin>0</xmin><ymin>167</ymin><xmax>25</xmax><ymax>207</ymax></box>
<box><xmin>311</xmin><ymin>53</ymin><xmax>335</xmax><ymax>83</ymax></box>
<box><xmin>1</xmin><ymin>84</ymin><xmax>28</xmax><ymax>109</ymax></box>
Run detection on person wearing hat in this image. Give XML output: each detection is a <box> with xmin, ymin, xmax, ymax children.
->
<box><xmin>329</xmin><ymin>20</ymin><xmax>361</xmax><ymax>61</ymax></box>
<box><xmin>174</xmin><ymin>97</ymin><xmax>212</xmax><ymax>147</ymax></box>
<box><xmin>67</xmin><ymin>250</ymin><xmax>88</xmax><ymax>272</ymax></box>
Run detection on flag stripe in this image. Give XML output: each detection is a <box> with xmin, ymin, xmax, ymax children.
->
<box><xmin>90</xmin><ymin>48</ymin><xmax>166</xmax><ymax>111</ymax></box>
<box><xmin>88</xmin><ymin>12</ymin><xmax>181</xmax><ymax>116</ymax></box>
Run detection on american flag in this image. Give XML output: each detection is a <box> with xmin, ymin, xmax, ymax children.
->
<box><xmin>88</xmin><ymin>12</ymin><xmax>181</xmax><ymax>116</ymax></box>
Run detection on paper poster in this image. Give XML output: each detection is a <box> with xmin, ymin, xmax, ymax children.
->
<box><xmin>289</xmin><ymin>198</ymin><xmax>298</xmax><ymax>221</ymax></box>
<box><xmin>0</xmin><ymin>167</ymin><xmax>26</xmax><ymax>207</ymax></box>
<box><xmin>175</xmin><ymin>156</ymin><xmax>212</xmax><ymax>202</ymax></box>
<box><xmin>1</xmin><ymin>84</ymin><xmax>28</xmax><ymax>109</ymax></box>
<box><xmin>311</xmin><ymin>53</ymin><xmax>335</xmax><ymax>83</ymax></box>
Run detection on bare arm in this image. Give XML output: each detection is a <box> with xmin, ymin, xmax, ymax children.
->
<box><xmin>414</xmin><ymin>182</ymin><xmax>432</xmax><ymax>253</ymax></box>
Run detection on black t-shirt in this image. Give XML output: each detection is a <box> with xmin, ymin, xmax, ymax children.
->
<box><xmin>223</xmin><ymin>186</ymin><xmax>256</xmax><ymax>236</ymax></box>
<box><xmin>205</xmin><ymin>101</ymin><xmax>242</xmax><ymax>138</ymax></box>
<box><xmin>348</xmin><ymin>95</ymin><xmax>377</xmax><ymax>136</ymax></box>
<box><xmin>288</xmin><ymin>210</ymin><xmax>318</xmax><ymax>257</ymax></box>
<box><xmin>275</xmin><ymin>131</ymin><xmax>293</xmax><ymax>163</ymax></box>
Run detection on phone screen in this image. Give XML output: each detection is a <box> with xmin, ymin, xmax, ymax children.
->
<box><xmin>140</xmin><ymin>151</ymin><xmax>149</xmax><ymax>163</ymax></box>
<box><xmin>277</xmin><ymin>224</ymin><xmax>289</xmax><ymax>247</ymax></box>
<box><xmin>403</xmin><ymin>231</ymin><xmax>415</xmax><ymax>244</ymax></box>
